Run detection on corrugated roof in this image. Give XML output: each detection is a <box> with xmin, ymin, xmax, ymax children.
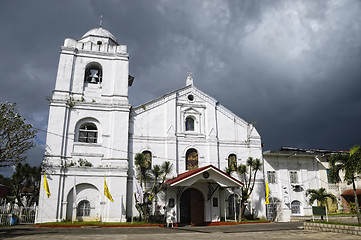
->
<box><xmin>264</xmin><ymin>147</ymin><xmax>348</xmax><ymax>156</ymax></box>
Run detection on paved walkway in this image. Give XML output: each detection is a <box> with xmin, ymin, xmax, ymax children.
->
<box><xmin>1</xmin><ymin>222</ymin><xmax>361</xmax><ymax>240</ymax></box>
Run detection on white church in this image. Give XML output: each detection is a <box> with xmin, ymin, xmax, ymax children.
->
<box><xmin>36</xmin><ymin>26</ymin><xmax>266</xmax><ymax>225</ymax></box>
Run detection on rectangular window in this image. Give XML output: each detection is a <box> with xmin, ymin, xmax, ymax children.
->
<box><xmin>267</xmin><ymin>171</ymin><xmax>277</xmax><ymax>184</ymax></box>
<box><xmin>290</xmin><ymin>171</ymin><xmax>298</xmax><ymax>184</ymax></box>
<box><xmin>326</xmin><ymin>169</ymin><xmax>336</xmax><ymax>183</ymax></box>
<box><xmin>213</xmin><ymin>198</ymin><xmax>218</xmax><ymax>207</ymax></box>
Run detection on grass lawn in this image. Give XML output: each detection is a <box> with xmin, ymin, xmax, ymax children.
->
<box><xmin>328</xmin><ymin>212</ymin><xmax>356</xmax><ymax>216</ymax></box>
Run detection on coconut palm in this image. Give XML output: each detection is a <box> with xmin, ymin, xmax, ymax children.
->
<box><xmin>329</xmin><ymin>145</ymin><xmax>361</xmax><ymax>224</ymax></box>
<box><xmin>305</xmin><ymin>188</ymin><xmax>337</xmax><ymax>211</ymax></box>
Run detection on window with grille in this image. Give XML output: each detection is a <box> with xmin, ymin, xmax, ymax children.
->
<box><xmin>77</xmin><ymin>200</ymin><xmax>91</xmax><ymax>217</ymax></box>
<box><xmin>291</xmin><ymin>200</ymin><xmax>301</xmax><ymax>214</ymax></box>
<box><xmin>78</xmin><ymin>123</ymin><xmax>98</xmax><ymax>143</ymax></box>
<box><xmin>289</xmin><ymin>171</ymin><xmax>298</xmax><ymax>184</ymax></box>
<box><xmin>267</xmin><ymin>171</ymin><xmax>277</xmax><ymax>184</ymax></box>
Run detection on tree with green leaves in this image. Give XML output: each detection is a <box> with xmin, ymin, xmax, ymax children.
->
<box><xmin>329</xmin><ymin>145</ymin><xmax>361</xmax><ymax>224</ymax></box>
<box><xmin>12</xmin><ymin>163</ymin><xmax>41</xmax><ymax>207</ymax></box>
<box><xmin>236</xmin><ymin>157</ymin><xmax>262</xmax><ymax>221</ymax></box>
<box><xmin>134</xmin><ymin>153</ymin><xmax>151</xmax><ymax>189</ymax></box>
<box><xmin>134</xmin><ymin>153</ymin><xmax>173</xmax><ymax>222</ymax></box>
<box><xmin>1</xmin><ymin>163</ymin><xmax>41</xmax><ymax>206</ymax></box>
<box><xmin>305</xmin><ymin>188</ymin><xmax>337</xmax><ymax>211</ymax></box>
<box><xmin>0</xmin><ymin>102</ymin><xmax>37</xmax><ymax>167</ymax></box>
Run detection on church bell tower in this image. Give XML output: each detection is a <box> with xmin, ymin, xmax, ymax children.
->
<box><xmin>37</xmin><ymin>26</ymin><xmax>131</xmax><ymax>223</ymax></box>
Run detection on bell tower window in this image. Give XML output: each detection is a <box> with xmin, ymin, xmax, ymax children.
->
<box><xmin>78</xmin><ymin>123</ymin><xmax>98</xmax><ymax>143</ymax></box>
<box><xmin>85</xmin><ymin>62</ymin><xmax>102</xmax><ymax>84</ymax></box>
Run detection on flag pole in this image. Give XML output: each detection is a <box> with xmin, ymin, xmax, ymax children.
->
<box><xmin>101</xmin><ymin>175</ymin><xmax>105</xmax><ymax>223</ymax></box>
<box><xmin>41</xmin><ymin>172</ymin><xmax>45</xmax><ymax>224</ymax></box>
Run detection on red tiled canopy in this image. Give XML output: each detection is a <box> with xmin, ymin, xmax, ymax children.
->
<box><xmin>165</xmin><ymin>165</ymin><xmax>243</xmax><ymax>187</ymax></box>
<box><xmin>341</xmin><ymin>189</ymin><xmax>361</xmax><ymax>196</ymax></box>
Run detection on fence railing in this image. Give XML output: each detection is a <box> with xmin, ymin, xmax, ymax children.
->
<box><xmin>0</xmin><ymin>204</ymin><xmax>37</xmax><ymax>225</ymax></box>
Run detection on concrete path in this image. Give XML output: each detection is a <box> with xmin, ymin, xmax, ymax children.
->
<box><xmin>1</xmin><ymin>222</ymin><xmax>361</xmax><ymax>239</ymax></box>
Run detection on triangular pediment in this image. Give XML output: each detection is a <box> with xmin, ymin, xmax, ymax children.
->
<box><xmin>131</xmin><ymin>84</ymin><xmax>251</xmax><ymax>131</ymax></box>
<box><xmin>183</xmin><ymin>107</ymin><xmax>201</xmax><ymax>115</ymax></box>
<box><xmin>166</xmin><ymin>165</ymin><xmax>243</xmax><ymax>188</ymax></box>
<box><xmin>177</xmin><ymin>86</ymin><xmax>216</xmax><ymax>105</ymax></box>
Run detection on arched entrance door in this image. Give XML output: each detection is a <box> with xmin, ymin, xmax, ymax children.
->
<box><xmin>180</xmin><ymin>188</ymin><xmax>204</xmax><ymax>225</ymax></box>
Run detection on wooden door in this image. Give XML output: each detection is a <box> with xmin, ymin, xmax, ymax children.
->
<box><xmin>190</xmin><ymin>189</ymin><xmax>204</xmax><ymax>226</ymax></box>
<box><xmin>180</xmin><ymin>188</ymin><xmax>204</xmax><ymax>226</ymax></box>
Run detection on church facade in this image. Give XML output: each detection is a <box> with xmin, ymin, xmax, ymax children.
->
<box><xmin>36</xmin><ymin>27</ymin><xmax>266</xmax><ymax>224</ymax></box>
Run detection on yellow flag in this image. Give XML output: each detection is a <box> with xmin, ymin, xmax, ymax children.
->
<box><xmin>265</xmin><ymin>179</ymin><xmax>269</xmax><ymax>205</ymax></box>
<box><xmin>43</xmin><ymin>172</ymin><xmax>51</xmax><ymax>198</ymax></box>
<box><xmin>104</xmin><ymin>176</ymin><xmax>114</xmax><ymax>202</ymax></box>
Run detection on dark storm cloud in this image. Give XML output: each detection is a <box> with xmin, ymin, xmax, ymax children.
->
<box><xmin>0</xmin><ymin>0</ymin><xmax>360</xmax><ymax>175</ymax></box>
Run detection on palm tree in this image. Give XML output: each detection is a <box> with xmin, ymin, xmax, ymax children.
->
<box><xmin>134</xmin><ymin>153</ymin><xmax>173</xmax><ymax>221</ymax></box>
<box><xmin>329</xmin><ymin>145</ymin><xmax>361</xmax><ymax>224</ymax></box>
<box><xmin>149</xmin><ymin>161</ymin><xmax>173</xmax><ymax>202</ymax></box>
<box><xmin>305</xmin><ymin>188</ymin><xmax>337</xmax><ymax>211</ymax></box>
<box><xmin>134</xmin><ymin>153</ymin><xmax>151</xmax><ymax>189</ymax></box>
<box><xmin>161</xmin><ymin>161</ymin><xmax>173</xmax><ymax>182</ymax></box>
<box><xmin>236</xmin><ymin>157</ymin><xmax>262</xmax><ymax>221</ymax></box>
<box><xmin>150</xmin><ymin>164</ymin><xmax>163</xmax><ymax>194</ymax></box>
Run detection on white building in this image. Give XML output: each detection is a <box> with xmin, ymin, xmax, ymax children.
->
<box><xmin>36</xmin><ymin>26</ymin><xmax>266</xmax><ymax>224</ymax></box>
<box><xmin>263</xmin><ymin>147</ymin><xmax>357</xmax><ymax>222</ymax></box>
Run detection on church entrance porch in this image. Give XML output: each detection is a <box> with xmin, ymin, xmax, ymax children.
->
<box><xmin>180</xmin><ymin>188</ymin><xmax>204</xmax><ymax>225</ymax></box>
<box><xmin>165</xmin><ymin>165</ymin><xmax>244</xmax><ymax>225</ymax></box>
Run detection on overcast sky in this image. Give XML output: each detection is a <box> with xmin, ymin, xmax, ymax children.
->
<box><xmin>1</xmin><ymin>0</ymin><xmax>361</xmax><ymax>174</ymax></box>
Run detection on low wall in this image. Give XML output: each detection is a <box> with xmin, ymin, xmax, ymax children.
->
<box><xmin>291</xmin><ymin>215</ymin><xmax>357</xmax><ymax>222</ymax></box>
<box><xmin>304</xmin><ymin>222</ymin><xmax>361</xmax><ymax>236</ymax></box>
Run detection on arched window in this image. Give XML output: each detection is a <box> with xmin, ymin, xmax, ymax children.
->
<box><xmin>291</xmin><ymin>200</ymin><xmax>301</xmax><ymax>214</ymax></box>
<box><xmin>84</xmin><ymin>62</ymin><xmax>102</xmax><ymax>84</ymax></box>
<box><xmin>228</xmin><ymin>154</ymin><xmax>237</xmax><ymax>171</ymax></box>
<box><xmin>185</xmin><ymin>117</ymin><xmax>194</xmax><ymax>131</ymax></box>
<box><xmin>78</xmin><ymin>123</ymin><xmax>98</xmax><ymax>143</ymax></box>
<box><xmin>228</xmin><ymin>194</ymin><xmax>240</xmax><ymax>218</ymax></box>
<box><xmin>186</xmin><ymin>148</ymin><xmax>198</xmax><ymax>170</ymax></box>
<box><xmin>142</xmin><ymin>150</ymin><xmax>152</xmax><ymax>170</ymax></box>
<box><xmin>77</xmin><ymin>200</ymin><xmax>91</xmax><ymax>217</ymax></box>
